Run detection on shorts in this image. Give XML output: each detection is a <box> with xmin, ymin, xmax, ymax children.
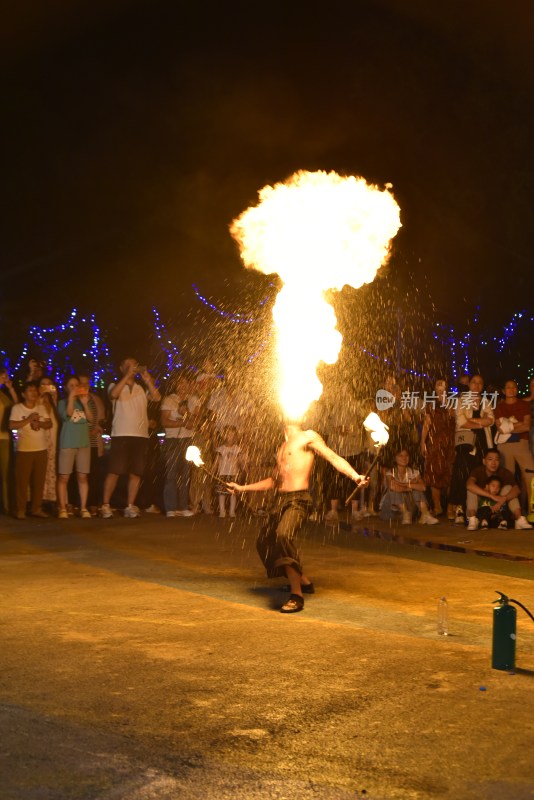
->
<box><xmin>58</xmin><ymin>447</ymin><xmax>91</xmax><ymax>475</ymax></box>
<box><xmin>107</xmin><ymin>436</ymin><xmax>149</xmax><ymax>477</ymax></box>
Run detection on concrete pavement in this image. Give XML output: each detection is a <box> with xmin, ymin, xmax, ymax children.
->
<box><xmin>0</xmin><ymin>510</ymin><xmax>533</xmax><ymax>799</ymax></box>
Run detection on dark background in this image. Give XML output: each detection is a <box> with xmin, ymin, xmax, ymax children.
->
<box><xmin>2</xmin><ymin>0</ymin><xmax>533</xmax><ymax>384</ymax></box>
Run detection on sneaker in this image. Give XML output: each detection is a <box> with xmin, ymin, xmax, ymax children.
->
<box><xmin>467</xmin><ymin>516</ymin><xmax>479</xmax><ymax>531</ymax></box>
<box><xmin>100</xmin><ymin>504</ymin><xmax>113</xmax><ymax>519</ymax></box>
<box><xmin>480</xmin><ymin>519</ymin><xmax>489</xmax><ymax>529</ymax></box>
<box><xmin>80</xmin><ymin>508</ymin><xmax>91</xmax><ymax>519</ymax></box>
<box><xmin>229</xmin><ymin>513</ymin><xmax>236</xmax><ymax>518</ymax></box>
<box><xmin>176</xmin><ymin>509</ymin><xmax>194</xmax><ymax>517</ymax></box>
<box><xmin>58</xmin><ymin>508</ymin><xmax>69</xmax><ymax>520</ymax></box>
<box><xmin>454</xmin><ymin>508</ymin><xmax>465</xmax><ymax>526</ymax></box>
<box><xmin>498</xmin><ymin>520</ymin><xmax>509</xmax><ymax>530</ymax></box>
<box><xmin>219</xmin><ymin>511</ymin><xmax>226</xmax><ymax>518</ymax></box>
<box><xmin>351</xmin><ymin>510</ymin><xmax>364</xmax><ymax>522</ymax></box>
<box><xmin>124</xmin><ymin>505</ymin><xmax>141</xmax><ymax>518</ymax></box>
<box><xmin>515</xmin><ymin>515</ymin><xmax>533</xmax><ymax>530</ymax></box>
<box><xmin>166</xmin><ymin>511</ymin><xmax>176</xmax><ymax>518</ymax></box>
<box><xmin>402</xmin><ymin>511</ymin><xmax>412</xmax><ymax>525</ymax></box>
<box><xmin>325</xmin><ymin>509</ymin><xmax>339</xmax><ymax>524</ymax></box>
<box><xmin>145</xmin><ymin>504</ymin><xmax>161</xmax><ymax>514</ymax></box>
<box><xmin>419</xmin><ymin>513</ymin><xmax>439</xmax><ymax>525</ymax></box>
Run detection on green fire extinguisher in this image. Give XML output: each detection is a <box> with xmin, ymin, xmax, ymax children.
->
<box><xmin>492</xmin><ymin>591</ymin><xmax>534</xmax><ymax>671</ymax></box>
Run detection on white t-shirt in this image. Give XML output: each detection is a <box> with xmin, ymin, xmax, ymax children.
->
<box><xmin>385</xmin><ymin>466</ymin><xmax>421</xmax><ymax>485</ymax></box>
<box><xmin>10</xmin><ymin>402</ymin><xmax>49</xmax><ymax>451</ymax></box>
<box><xmin>161</xmin><ymin>394</ymin><xmax>200</xmax><ymax>439</ymax></box>
<box><xmin>216</xmin><ymin>444</ymin><xmax>242</xmax><ymax>476</ymax></box>
<box><xmin>109</xmin><ymin>382</ymin><xmax>149</xmax><ymax>438</ymax></box>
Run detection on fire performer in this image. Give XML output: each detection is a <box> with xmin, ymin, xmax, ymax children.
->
<box><xmin>228</xmin><ymin>420</ymin><xmax>368</xmax><ymax>614</ymax></box>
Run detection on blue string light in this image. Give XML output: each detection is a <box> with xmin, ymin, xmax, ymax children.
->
<box><xmin>192</xmin><ymin>283</ymin><xmax>272</xmax><ymax>323</ymax></box>
<box><xmin>152</xmin><ymin>307</ymin><xmax>182</xmax><ymax>379</ymax></box>
<box><xmin>24</xmin><ymin>309</ymin><xmax>113</xmax><ymax>387</ymax></box>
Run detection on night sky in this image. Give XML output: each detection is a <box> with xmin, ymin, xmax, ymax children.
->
<box><xmin>2</xmin><ymin>0</ymin><xmax>533</xmax><ymax>368</ymax></box>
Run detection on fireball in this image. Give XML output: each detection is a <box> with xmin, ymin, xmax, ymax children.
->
<box><xmin>231</xmin><ymin>170</ymin><xmax>401</xmax><ymax>419</ymax></box>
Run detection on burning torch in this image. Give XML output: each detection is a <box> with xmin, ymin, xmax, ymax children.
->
<box><xmin>185</xmin><ymin>446</ymin><xmax>256</xmax><ymax>514</ymax></box>
<box><xmin>185</xmin><ymin>446</ymin><xmax>230</xmax><ymax>487</ymax></box>
<box><xmin>345</xmin><ymin>412</ymin><xmax>389</xmax><ymax>506</ymax></box>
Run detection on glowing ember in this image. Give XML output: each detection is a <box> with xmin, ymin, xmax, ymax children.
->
<box><xmin>363</xmin><ymin>412</ymin><xmax>390</xmax><ymax>447</ymax></box>
<box><xmin>231</xmin><ymin>170</ymin><xmax>401</xmax><ymax>419</ymax></box>
<box><xmin>185</xmin><ymin>445</ymin><xmax>204</xmax><ymax>467</ymax></box>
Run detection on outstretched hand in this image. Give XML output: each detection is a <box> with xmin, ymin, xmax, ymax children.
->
<box><xmin>227</xmin><ymin>482</ymin><xmax>243</xmax><ymax>494</ymax></box>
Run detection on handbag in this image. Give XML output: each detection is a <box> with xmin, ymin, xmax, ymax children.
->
<box><xmin>455</xmin><ymin>429</ymin><xmax>476</xmax><ymax>447</ymax></box>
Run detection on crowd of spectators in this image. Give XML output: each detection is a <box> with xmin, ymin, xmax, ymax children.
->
<box><xmin>0</xmin><ymin>357</ymin><xmax>532</xmax><ymax>531</ymax></box>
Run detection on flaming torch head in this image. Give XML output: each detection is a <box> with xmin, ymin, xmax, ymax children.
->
<box><xmin>185</xmin><ymin>445</ymin><xmax>204</xmax><ymax>467</ymax></box>
<box><xmin>231</xmin><ymin>170</ymin><xmax>401</xmax><ymax>421</ymax></box>
<box><xmin>363</xmin><ymin>412</ymin><xmax>390</xmax><ymax>448</ymax></box>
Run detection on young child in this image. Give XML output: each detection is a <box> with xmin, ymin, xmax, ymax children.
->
<box><xmin>214</xmin><ymin>426</ymin><xmax>246</xmax><ymax>518</ymax></box>
<box><xmin>380</xmin><ymin>449</ymin><xmax>438</xmax><ymax>525</ymax></box>
<box><xmin>476</xmin><ymin>475</ymin><xmax>514</xmax><ymax>530</ymax></box>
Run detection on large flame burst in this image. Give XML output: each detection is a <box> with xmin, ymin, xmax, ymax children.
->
<box><xmin>231</xmin><ymin>170</ymin><xmax>401</xmax><ymax>420</ymax></box>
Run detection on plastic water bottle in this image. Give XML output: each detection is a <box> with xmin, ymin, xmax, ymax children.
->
<box><xmin>437</xmin><ymin>597</ymin><xmax>448</xmax><ymax>636</ymax></box>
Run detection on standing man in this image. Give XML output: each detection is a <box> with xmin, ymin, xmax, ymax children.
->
<box><xmin>100</xmin><ymin>359</ymin><xmax>160</xmax><ymax>519</ymax></box>
<box><xmin>494</xmin><ymin>379</ymin><xmax>534</xmax><ymax>511</ymax></box>
<box><xmin>228</xmin><ymin>420</ymin><xmax>368</xmax><ymax>613</ymax></box>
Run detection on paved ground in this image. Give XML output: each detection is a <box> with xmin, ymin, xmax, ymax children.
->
<box><xmin>1</xmin><ymin>510</ymin><xmax>533</xmax><ymax>799</ymax></box>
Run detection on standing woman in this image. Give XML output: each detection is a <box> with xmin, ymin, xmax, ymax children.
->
<box><xmin>0</xmin><ymin>368</ymin><xmax>19</xmax><ymax>514</ymax></box>
<box><xmin>449</xmin><ymin>374</ymin><xmax>494</xmax><ymax>525</ymax></box>
<box><xmin>56</xmin><ymin>376</ymin><xmax>93</xmax><ymax>519</ymax></box>
<box><xmin>420</xmin><ymin>378</ymin><xmax>456</xmax><ymax>518</ymax></box>
<box><xmin>38</xmin><ymin>376</ymin><xmax>60</xmax><ymax>513</ymax></box>
<box><xmin>526</xmin><ymin>376</ymin><xmax>534</xmax><ymax>457</ymax></box>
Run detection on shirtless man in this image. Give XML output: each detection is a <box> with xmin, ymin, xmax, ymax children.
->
<box><xmin>228</xmin><ymin>421</ymin><xmax>368</xmax><ymax>613</ymax></box>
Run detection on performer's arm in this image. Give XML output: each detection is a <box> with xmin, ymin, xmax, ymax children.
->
<box><xmin>227</xmin><ymin>477</ymin><xmax>274</xmax><ymax>493</ymax></box>
<box><xmin>308</xmin><ymin>430</ymin><xmax>368</xmax><ymax>485</ymax></box>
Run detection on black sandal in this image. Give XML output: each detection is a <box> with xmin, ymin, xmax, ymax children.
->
<box><xmin>280</xmin><ymin>593</ymin><xmax>304</xmax><ymax>613</ymax></box>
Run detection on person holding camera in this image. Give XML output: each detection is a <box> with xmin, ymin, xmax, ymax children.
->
<box><xmin>9</xmin><ymin>381</ymin><xmax>52</xmax><ymax>519</ymax></box>
<box><xmin>100</xmin><ymin>358</ymin><xmax>160</xmax><ymax>518</ymax></box>
<box><xmin>56</xmin><ymin>376</ymin><xmax>93</xmax><ymax>519</ymax></box>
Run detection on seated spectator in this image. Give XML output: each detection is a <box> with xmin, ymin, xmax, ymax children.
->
<box><xmin>449</xmin><ymin>373</ymin><xmax>494</xmax><ymax>526</ymax></box>
<box><xmin>0</xmin><ymin>368</ymin><xmax>18</xmax><ymax>514</ymax></box>
<box><xmin>56</xmin><ymin>376</ymin><xmax>93</xmax><ymax>519</ymax></box>
<box><xmin>380</xmin><ymin>449</ymin><xmax>438</xmax><ymax>525</ymax></box>
<box><xmin>475</xmin><ymin>475</ymin><xmax>514</xmax><ymax>530</ymax></box>
<box><xmin>494</xmin><ymin>379</ymin><xmax>534</xmax><ymax>504</ymax></box>
<box><xmin>9</xmin><ymin>381</ymin><xmax>52</xmax><ymax>519</ymax></box>
<box><xmin>465</xmin><ymin>448</ymin><xmax>531</xmax><ymax>530</ymax></box>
